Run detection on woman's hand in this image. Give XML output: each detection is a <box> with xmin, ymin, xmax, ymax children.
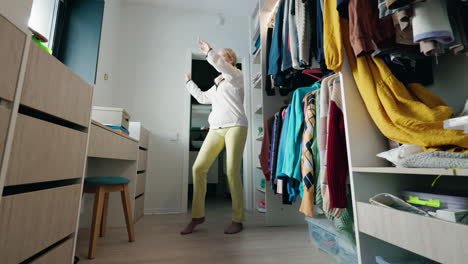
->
<box><xmin>198</xmin><ymin>39</ymin><xmax>212</xmax><ymax>55</ymax></box>
<box><xmin>185</xmin><ymin>72</ymin><xmax>191</xmax><ymax>82</ymax></box>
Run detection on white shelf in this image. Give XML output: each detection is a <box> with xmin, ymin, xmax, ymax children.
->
<box><xmin>357</xmin><ymin>202</ymin><xmax>468</xmax><ymax>263</ymax></box>
<box><xmin>255</xmin><ymin>105</ymin><xmax>262</xmax><ymax>114</ymax></box>
<box><xmin>252</xmin><ymin>75</ymin><xmax>262</xmax><ymax>89</ymax></box>
<box><xmin>256</xmin><ymin>187</ymin><xmax>266</xmax><ymax>193</ymax></box>
<box><xmin>353</xmin><ymin>167</ymin><xmax>468</xmax><ymax>177</ymax></box>
<box><xmin>252</xmin><ymin>48</ymin><xmax>261</xmax><ymax>64</ymax></box>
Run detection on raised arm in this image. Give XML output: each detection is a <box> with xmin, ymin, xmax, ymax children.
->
<box><xmin>206</xmin><ymin>50</ymin><xmax>242</xmax><ymax>82</ymax></box>
<box><xmin>198</xmin><ymin>39</ymin><xmax>243</xmax><ymax>83</ymax></box>
<box><xmin>185</xmin><ymin>73</ymin><xmax>213</xmax><ymax>104</ymax></box>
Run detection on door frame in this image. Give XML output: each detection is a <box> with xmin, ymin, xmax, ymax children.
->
<box><xmin>181</xmin><ymin>49</ymin><xmax>252</xmax><ymax>213</ymax></box>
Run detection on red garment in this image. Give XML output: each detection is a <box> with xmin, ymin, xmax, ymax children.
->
<box><xmin>260</xmin><ymin>117</ymin><xmax>274</xmax><ymax>180</ymax></box>
<box><xmin>326</xmin><ymin>101</ymin><xmax>349</xmax><ymax>208</ymax></box>
<box><xmin>348</xmin><ymin>0</ymin><xmax>395</xmax><ymax>56</ymax></box>
<box><xmin>326</xmin><ymin>78</ymin><xmax>349</xmax><ymax>209</ymax></box>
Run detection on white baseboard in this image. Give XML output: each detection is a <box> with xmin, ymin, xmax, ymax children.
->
<box><xmin>144</xmin><ymin>208</ymin><xmax>184</xmax><ymax>215</ymax></box>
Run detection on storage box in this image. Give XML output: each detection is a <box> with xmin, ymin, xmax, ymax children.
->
<box><xmin>129</xmin><ymin>121</ymin><xmax>149</xmax><ymax>149</ymax></box>
<box><xmin>402</xmin><ymin>191</ymin><xmax>468</xmax><ymax>213</ymax></box>
<box><xmin>305</xmin><ymin>217</ymin><xmax>358</xmax><ymax>264</ymax></box>
<box><xmin>92</xmin><ymin>106</ymin><xmax>130</xmax><ymax>130</ymax></box>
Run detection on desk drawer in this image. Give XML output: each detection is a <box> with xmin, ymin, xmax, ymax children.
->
<box><xmin>88</xmin><ymin>123</ymin><xmax>138</xmax><ymax>160</ymax></box>
<box><xmin>31</xmin><ymin>238</ymin><xmax>74</xmax><ymax>264</ymax></box>
<box><xmin>0</xmin><ymin>15</ymin><xmax>26</xmax><ymax>101</ymax></box>
<box><xmin>22</xmin><ymin>42</ymin><xmax>93</xmax><ymax>127</ymax></box>
<box><xmin>136</xmin><ymin>172</ymin><xmax>146</xmax><ymax>197</ymax></box>
<box><xmin>0</xmin><ymin>105</ymin><xmax>12</xmax><ymax>167</ymax></box>
<box><xmin>140</xmin><ymin>126</ymin><xmax>149</xmax><ymax>149</ymax></box>
<box><xmin>6</xmin><ymin>114</ymin><xmax>88</xmax><ymax>186</ymax></box>
<box><xmin>0</xmin><ymin>184</ymin><xmax>81</xmax><ymax>264</ymax></box>
<box><xmin>137</xmin><ymin>149</ymin><xmax>147</xmax><ymax>171</ymax></box>
<box><xmin>134</xmin><ymin>194</ymin><xmax>144</xmax><ymax>222</ymax></box>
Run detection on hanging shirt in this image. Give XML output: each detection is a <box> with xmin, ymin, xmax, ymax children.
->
<box><xmin>289</xmin><ymin>0</ymin><xmax>302</xmax><ymax>70</ymax></box>
<box><xmin>186</xmin><ymin>50</ymin><xmax>248</xmax><ymax>129</ymax></box>
<box><xmin>327</xmin><ymin>77</ymin><xmax>349</xmax><ymax>209</ymax></box>
<box><xmin>275</xmin><ymin>106</ymin><xmax>292</xmax><ymax>182</ymax></box>
<box><xmin>324</xmin><ymin>0</ymin><xmax>344</xmax><ymax>72</ymax></box>
<box><xmin>281</xmin><ymin>0</ymin><xmax>293</xmax><ymax>71</ymax></box>
<box><xmin>270</xmin><ymin>108</ymin><xmax>286</xmax><ymax>192</ymax></box>
<box><xmin>316</xmin><ymin>0</ymin><xmax>325</xmax><ymax>68</ymax></box>
<box><xmin>300</xmin><ymin>90</ymin><xmax>321</xmax><ymax>217</ymax></box>
<box><xmin>260</xmin><ymin>117</ymin><xmax>274</xmax><ymax>181</ymax></box>
<box><xmin>268</xmin><ymin>0</ymin><xmax>285</xmax><ymax>76</ymax></box>
<box><xmin>279</xmin><ymin>83</ymin><xmax>321</xmax><ymax>201</ymax></box>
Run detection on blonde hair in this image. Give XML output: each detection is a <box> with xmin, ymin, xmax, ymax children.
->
<box><xmin>221</xmin><ymin>48</ymin><xmax>237</xmax><ymax>66</ymax></box>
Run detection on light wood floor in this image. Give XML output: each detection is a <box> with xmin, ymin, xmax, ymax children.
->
<box><xmin>76</xmin><ymin>199</ymin><xmax>336</xmax><ymax>264</ymax></box>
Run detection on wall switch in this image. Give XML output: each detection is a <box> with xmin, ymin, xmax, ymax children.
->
<box><xmin>104</xmin><ymin>73</ymin><xmax>109</xmax><ymax>80</ymax></box>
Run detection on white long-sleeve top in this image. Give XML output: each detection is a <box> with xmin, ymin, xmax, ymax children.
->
<box><xmin>186</xmin><ymin>50</ymin><xmax>248</xmax><ymax>129</ymax></box>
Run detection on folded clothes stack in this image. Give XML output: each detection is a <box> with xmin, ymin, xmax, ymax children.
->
<box><xmin>106</xmin><ymin>125</ymin><xmax>130</xmax><ymax>136</ymax></box>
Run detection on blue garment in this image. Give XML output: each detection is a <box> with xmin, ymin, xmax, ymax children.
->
<box><xmin>281</xmin><ymin>0</ymin><xmax>293</xmax><ymax>71</ymax></box>
<box><xmin>268</xmin><ymin>0</ymin><xmax>285</xmax><ymax>76</ymax></box>
<box><xmin>316</xmin><ymin>0</ymin><xmax>324</xmax><ymax>66</ymax></box>
<box><xmin>279</xmin><ymin>83</ymin><xmax>321</xmax><ymax>201</ymax></box>
<box><xmin>254</xmin><ymin>35</ymin><xmax>261</xmax><ymax>49</ymax></box>
<box><xmin>276</xmin><ymin>106</ymin><xmax>291</xmax><ymax>182</ymax></box>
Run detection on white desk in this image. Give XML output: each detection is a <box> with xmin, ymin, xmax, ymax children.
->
<box><xmin>79</xmin><ymin>120</ymin><xmax>139</xmax><ymax>228</ymax></box>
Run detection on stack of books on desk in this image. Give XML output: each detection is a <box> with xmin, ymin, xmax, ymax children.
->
<box><xmin>106</xmin><ymin>125</ymin><xmax>130</xmax><ymax>136</ymax></box>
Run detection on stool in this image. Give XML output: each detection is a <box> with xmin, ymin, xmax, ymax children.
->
<box><xmin>84</xmin><ymin>176</ymin><xmax>135</xmax><ymax>259</ymax></box>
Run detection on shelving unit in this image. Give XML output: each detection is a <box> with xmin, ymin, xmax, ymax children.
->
<box><xmin>246</xmin><ymin>0</ymin><xmax>307</xmax><ymax>226</ymax></box>
<box><xmin>341</xmin><ymin>52</ymin><xmax>468</xmax><ymax>263</ymax></box>
<box><xmin>246</xmin><ymin>0</ymin><xmax>468</xmax><ymax>260</ymax></box>
<box><xmin>253</xmin><ymin>48</ymin><xmax>261</xmax><ymax>64</ymax></box>
<box><xmin>246</xmin><ymin>0</ymin><xmax>468</xmax><ymax>261</ymax></box>
<box><xmin>353</xmin><ymin>167</ymin><xmax>468</xmax><ymax>177</ymax></box>
<box><xmin>255</xmin><ymin>104</ymin><xmax>263</xmax><ymax>114</ymax></box>
<box><xmin>253</xmin><ymin>77</ymin><xmax>262</xmax><ymax>89</ymax></box>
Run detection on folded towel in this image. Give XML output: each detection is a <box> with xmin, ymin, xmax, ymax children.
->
<box><xmin>412</xmin><ymin>0</ymin><xmax>454</xmax><ymax>44</ymax></box>
<box><xmin>401</xmin><ymin>151</ymin><xmax>468</xmax><ymax>168</ymax></box>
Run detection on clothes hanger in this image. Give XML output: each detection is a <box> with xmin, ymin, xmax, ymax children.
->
<box><xmin>302</xmin><ymin>69</ymin><xmax>323</xmax><ymax>81</ymax></box>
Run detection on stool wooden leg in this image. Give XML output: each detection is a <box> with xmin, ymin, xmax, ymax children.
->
<box><xmin>100</xmin><ymin>192</ymin><xmax>110</xmax><ymax>237</ymax></box>
<box><xmin>89</xmin><ymin>186</ymin><xmax>105</xmax><ymax>259</ymax></box>
<box><xmin>120</xmin><ymin>184</ymin><xmax>135</xmax><ymax>242</ymax></box>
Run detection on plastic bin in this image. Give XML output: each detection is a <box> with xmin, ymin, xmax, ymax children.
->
<box><xmin>401</xmin><ymin>191</ymin><xmax>468</xmax><ymax>212</ymax></box>
<box><xmin>305</xmin><ymin>217</ymin><xmax>358</xmax><ymax>264</ymax></box>
<box><xmin>338</xmin><ymin>236</ymin><xmax>358</xmax><ymax>264</ymax></box>
<box><xmin>375</xmin><ymin>256</ymin><xmax>438</xmax><ymax>264</ymax></box>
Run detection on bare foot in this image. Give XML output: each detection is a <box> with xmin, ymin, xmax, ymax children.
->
<box><xmin>180</xmin><ymin>217</ymin><xmax>205</xmax><ymax>235</ymax></box>
<box><xmin>224</xmin><ymin>221</ymin><xmax>243</xmax><ymax>234</ymax></box>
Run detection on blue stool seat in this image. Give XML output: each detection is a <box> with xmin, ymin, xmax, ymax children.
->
<box><xmin>85</xmin><ymin>176</ymin><xmax>130</xmax><ymax>186</ymax></box>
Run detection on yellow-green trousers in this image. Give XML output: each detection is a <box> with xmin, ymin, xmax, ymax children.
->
<box><xmin>191</xmin><ymin>126</ymin><xmax>247</xmax><ymax>223</ymax></box>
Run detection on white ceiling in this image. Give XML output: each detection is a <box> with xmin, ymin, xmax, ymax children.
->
<box><xmin>123</xmin><ymin>0</ymin><xmax>255</xmax><ymax>16</ymax></box>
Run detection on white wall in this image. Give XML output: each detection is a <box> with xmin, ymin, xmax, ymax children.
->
<box><xmin>107</xmin><ymin>2</ymin><xmax>249</xmax><ymax>214</ymax></box>
<box><xmin>28</xmin><ymin>0</ymin><xmax>56</xmax><ymax>46</ymax></box>
<box><xmin>93</xmin><ymin>0</ymin><xmax>122</xmax><ymax>106</ymax></box>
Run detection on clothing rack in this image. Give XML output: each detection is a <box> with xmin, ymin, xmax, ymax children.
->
<box><xmin>248</xmin><ymin>0</ymin><xmax>468</xmax><ymax>263</ymax></box>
